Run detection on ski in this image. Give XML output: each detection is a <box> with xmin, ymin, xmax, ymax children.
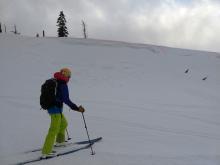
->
<box><xmin>24</xmin><ymin>137</ymin><xmax>102</xmax><ymax>153</ymax></box>
<box><xmin>15</xmin><ymin>137</ymin><xmax>102</xmax><ymax>165</ymax></box>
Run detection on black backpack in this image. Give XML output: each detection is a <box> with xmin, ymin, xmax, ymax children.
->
<box><xmin>40</xmin><ymin>78</ymin><xmax>58</xmax><ymax>110</ymax></box>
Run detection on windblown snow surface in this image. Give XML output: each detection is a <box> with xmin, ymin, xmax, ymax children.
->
<box><xmin>0</xmin><ymin>34</ymin><xmax>220</xmax><ymax>165</ymax></box>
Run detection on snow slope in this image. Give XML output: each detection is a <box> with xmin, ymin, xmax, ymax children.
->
<box><xmin>0</xmin><ymin>34</ymin><xmax>220</xmax><ymax>165</ymax></box>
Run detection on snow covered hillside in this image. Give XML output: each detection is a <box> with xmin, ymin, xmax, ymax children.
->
<box><xmin>0</xmin><ymin>34</ymin><xmax>220</xmax><ymax>165</ymax></box>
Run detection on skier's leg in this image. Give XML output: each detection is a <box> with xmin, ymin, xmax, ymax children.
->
<box><xmin>42</xmin><ymin>114</ymin><xmax>61</xmax><ymax>154</ymax></box>
<box><xmin>56</xmin><ymin>114</ymin><xmax>68</xmax><ymax>143</ymax></box>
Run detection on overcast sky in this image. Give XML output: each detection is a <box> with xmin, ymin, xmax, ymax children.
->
<box><xmin>1</xmin><ymin>0</ymin><xmax>220</xmax><ymax>52</ymax></box>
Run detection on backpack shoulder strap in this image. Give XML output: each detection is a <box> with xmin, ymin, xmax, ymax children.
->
<box><xmin>52</xmin><ymin>78</ymin><xmax>58</xmax><ymax>95</ymax></box>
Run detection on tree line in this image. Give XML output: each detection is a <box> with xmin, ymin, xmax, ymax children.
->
<box><xmin>57</xmin><ymin>11</ymin><xmax>87</xmax><ymax>38</ymax></box>
<box><xmin>0</xmin><ymin>11</ymin><xmax>88</xmax><ymax>38</ymax></box>
<box><xmin>0</xmin><ymin>23</ymin><xmax>21</xmax><ymax>35</ymax></box>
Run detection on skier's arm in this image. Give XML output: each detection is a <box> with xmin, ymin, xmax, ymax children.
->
<box><xmin>61</xmin><ymin>84</ymin><xmax>79</xmax><ymax>111</ymax></box>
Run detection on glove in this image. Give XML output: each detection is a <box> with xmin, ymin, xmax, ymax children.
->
<box><xmin>78</xmin><ymin>105</ymin><xmax>85</xmax><ymax>113</ymax></box>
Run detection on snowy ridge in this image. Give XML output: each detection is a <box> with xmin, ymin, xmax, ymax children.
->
<box><xmin>0</xmin><ymin>34</ymin><xmax>220</xmax><ymax>165</ymax></box>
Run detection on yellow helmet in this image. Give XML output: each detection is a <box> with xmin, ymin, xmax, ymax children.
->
<box><xmin>60</xmin><ymin>68</ymin><xmax>71</xmax><ymax>78</ymax></box>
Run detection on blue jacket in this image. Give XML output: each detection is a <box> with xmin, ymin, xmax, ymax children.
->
<box><xmin>48</xmin><ymin>80</ymin><xmax>79</xmax><ymax>114</ymax></box>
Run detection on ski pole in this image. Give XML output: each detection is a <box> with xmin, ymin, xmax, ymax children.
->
<box><xmin>66</xmin><ymin>129</ymin><xmax>71</xmax><ymax>141</ymax></box>
<box><xmin>81</xmin><ymin>112</ymin><xmax>95</xmax><ymax>155</ymax></box>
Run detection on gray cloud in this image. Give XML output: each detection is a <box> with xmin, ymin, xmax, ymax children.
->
<box><xmin>1</xmin><ymin>0</ymin><xmax>220</xmax><ymax>52</ymax></box>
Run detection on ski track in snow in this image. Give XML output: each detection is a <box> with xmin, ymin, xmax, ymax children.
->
<box><xmin>80</xmin><ymin>99</ymin><xmax>220</xmax><ymax>126</ymax></box>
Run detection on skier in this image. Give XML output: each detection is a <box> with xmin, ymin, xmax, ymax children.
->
<box><xmin>41</xmin><ymin>68</ymin><xmax>85</xmax><ymax>158</ymax></box>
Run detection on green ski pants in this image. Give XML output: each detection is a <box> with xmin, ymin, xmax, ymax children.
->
<box><xmin>42</xmin><ymin>113</ymin><xmax>68</xmax><ymax>154</ymax></box>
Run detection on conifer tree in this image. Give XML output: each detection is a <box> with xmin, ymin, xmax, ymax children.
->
<box><xmin>4</xmin><ymin>24</ymin><xmax>6</xmax><ymax>33</ymax></box>
<box><xmin>82</xmin><ymin>20</ymin><xmax>87</xmax><ymax>39</ymax></box>
<box><xmin>57</xmin><ymin>11</ymin><xmax>68</xmax><ymax>37</ymax></box>
<box><xmin>0</xmin><ymin>23</ymin><xmax>2</xmax><ymax>33</ymax></box>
